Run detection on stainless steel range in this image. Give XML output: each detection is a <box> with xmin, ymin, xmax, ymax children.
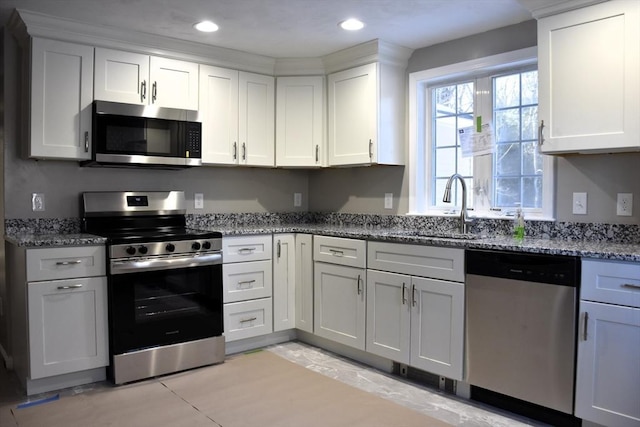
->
<box><xmin>82</xmin><ymin>191</ymin><xmax>225</xmax><ymax>384</ymax></box>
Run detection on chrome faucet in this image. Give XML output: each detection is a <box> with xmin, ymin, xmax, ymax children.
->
<box><xmin>443</xmin><ymin>173</ymin><xmax>474</xmax><ymax>234</ymax></box>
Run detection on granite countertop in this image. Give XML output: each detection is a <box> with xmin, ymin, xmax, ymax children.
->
<box><xmin>5</xmin><ymin>225</ymin><xmax>640</xmax><ymax>262</ymax></box>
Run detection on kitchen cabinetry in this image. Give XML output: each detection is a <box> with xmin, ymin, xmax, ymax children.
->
<box><xmin>327</xmin><ymin>62</ymin><xmax>404</xmax><ymax>166</ymax></box>
<box><xmin>27</xmin><ymin>38</ymin><xmax>94</xmax><ymax>160</ymax></box>
<box><xmin>94</xmin><ymin>47</ymin><xmax>199</xmax><ymax>110</ymax></box>
<box><xmin>575</xmin><ymin>259</ymin><xmax>640</xmax><ymax>427</ymax></box>
<box><xmin>366</xmin><ymin>242</ymin><xmax>465</xmax><ymax>380</ymax></box>
<box><xmin>276</xmin><ymin>76</ymin><xmax>324</xmax><ymax>167</ymax></box>
<box><xmin>295</xmin><ymin>234</ymin><xmax>314</xmax><ymax>333</ymax></box>
<box><xmin>538</xmin><ymin>0</ymin><xmax>640</xmax><ymax>154</ymax></box>
<box><xmin>313</xmin><ymin>236</ymin><xmax>367</xmax><ymax>350</ymax></box>
<box><xmin>273</xmin><ymin>234</ymin><xmax>296</xmax><ymax>331</ymax></box>
<box><xmin>222</xmin><ymin>235</ymin><xmax>273</xmax><ymax>341</ymax></box>
<box><xmin>199</xmin><ymin>65</ymin><xmax>275</xmax><ymax>166</ymax></box>
<box><xmin>7</xmin><ymin>244</ymin><xmax>108</xmax><ymax>395</ymax></box>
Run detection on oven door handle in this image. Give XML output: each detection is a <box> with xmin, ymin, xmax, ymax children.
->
<box><xmin>110</xmin><ymin>253</ymin><xmax>222</xmax><ymax>274</ymax></box>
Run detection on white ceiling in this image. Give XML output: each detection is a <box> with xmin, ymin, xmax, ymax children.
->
<box><xmin>0</xmin><ymin>0</ymin><xmax>545</xmax><ymax>58</ymax></box>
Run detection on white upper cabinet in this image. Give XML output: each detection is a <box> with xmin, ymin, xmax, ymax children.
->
<box><xmin>276</xmin><ymin>76</ymin><xmax>324</xmax><ymax>167</ymax></box>
<box><xmin>199</xmin><ymin>66</ymin><xmax>275</xmax><ymax>166</ymax></box>
<box><xmin>538</xmin><ymin>0</ymin><xmax>640</xmax><ymax>154</ymax></box>
<box><xmin>94</xmin><ymin>47</ymin><xmax>199</xmax><ymax>110</ymax></box>
<box><xmin>29</xmin><ymin>38</ymin><xmax>94</xmax><ymax>160</ymax></box>
<box><xmin>327</xmin><ymin>62</ymin><xmax>405</xmax><ymax>166</ymax></box>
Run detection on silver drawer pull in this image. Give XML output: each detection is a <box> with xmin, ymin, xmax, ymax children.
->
<box><xmin>57</xmin><ymin>284</ymin><xmax>83</xmax><ymax>290</ymax></box>
<box><xmin>240</xmin><ymin>317</ymin><xmax>257</xmax><ymax>323</ymax></box>
<box><xmin>238</xmin><ymin>247</ymin><xmax>256</xmax><ymax>254</ymax></box>
<box><xmin>329</xmin><ymin>249</ymin><xmax>344</xmax><ymax>257</ymax></box>
<box><xmin>56</xmin><ymin>260</ymin><xmax>82</xmax><ymax>266</ymax></box>
<box><xmin>622</xmin><ymin>283</ymin><xmax>640</xmax><ymax>290</ymax></box>
<box><xmin>237</xmin><ymin>280</ymin><xmax>256</xmax><ymax>287</ymax></box>
<box><xmin>582</xmin><ymin>311</ymin><xmax>589</xmax><ymax>341</ymax></box>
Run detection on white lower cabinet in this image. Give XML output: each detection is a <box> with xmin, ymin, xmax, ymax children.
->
<box><xmin>222</xmin><ymin>235</ymin><xmax>273</xmax><ymax>342</ymax></box>
<box><xmin>575</xmin><ymin>259</ymin><xmax>640</xmax><ymax>426</ymax></box>
<box><xmin>28</xmin><ymin>276</ymin><xmax>108</xmax><ymax>380</ymax></box>
<box><xmin>366</xmin><ymin>242</ymin><xmax>465</xmax><ymax>380</ymax></box>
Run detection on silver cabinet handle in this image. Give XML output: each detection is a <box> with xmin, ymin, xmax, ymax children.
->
<box><xmin>411</xmin><ymin>284</ymin><xmax>417</xmax><ymax>307</ymax></box>
<box><xmin>401</xmin><ymin>283</ymin><xmax>407</xmax><ymax>305</ymax></box>
<box><xmin>538</xmin><ymin>120</ymin><xmax>545</xmax><ymax>148</ymax></box>
<box><xmin>84</xmin><ymin>131</ymin><xmax>89</xmax><ymax>152</ymax></box>
<box><xmin>329</xmin><ymin>249</ymin><xmax>344</xmax><ymax>257</ymax></box>
<box><xmin>237</xmin><ymin>280</ymin><xmax>256</xmax><ymax>288</ymax></box>
<box><xmin>233</xmin><ymin>142</ymin><xmax>237</xmax><ymax>160</ymax></box>
<box><xmin>152</xmin><ymin>81</ymin><xmax>157</xmax><ymax>103</ymax></box>
<box><xmin>141</xmin><ymin>80</ymin><xmax>147</xmax><ymax>102</ymax></box>
<box><xmin>240</xmin><ymin>317</ymin><xmax>257</xmax><ymax>323</ymax></box>
<box><xmin>582</xmin><ymin>311</ymin><xmax>589</xmax><ymax>341</ymax></box>
<box><xmin>238</xmin><ymin>247</ymin><xmax>256</xmax><ymax>254</ymax></box>
<box><xmin>242</xmin><ymin>142</ymin><xmax>246</xmax><ymax>160</ymax></box>
<box><xmin>369</xmin><ymin>139</ymin><xmax>373</xmax><ymax>159</ymax></box>
<box><xmin>57</xmin><ymin>284</ymin><xmax>83</xmax><ymax>290</ymax></box>
<box><xmin>357</xmin><ymin>274</ymin><xmax>362</xmax><ymax>295</ymax></box>
<box><xmin>622</xmin><ymin>283</ymin><xmax>640</xmax><ymax>290</ymax></box>
<box><xmin>56</xmin><ymin>260</ymin><xmax>82</xmax><ymax>266</ymax></box>
<box><xmin>277</xmin><ymin>240</ymin><xmax>281</xmax><ymax>258</ymax></box>
<box><xmin>315</xmin><ymin>145</ymin><xmax>319</xmax><ymax>163</ymax></box>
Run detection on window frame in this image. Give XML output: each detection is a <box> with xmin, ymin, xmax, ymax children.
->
<box><xmin>408</xmin><ymin>47</ymin><xmax>555</xmax><ymax>220</ymax></box>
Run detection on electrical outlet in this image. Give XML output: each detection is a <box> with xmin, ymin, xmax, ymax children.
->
<box><xmin>572</xmin><ymin>192</ymin><xmax>587</xmax><ymax>215</ymax></box>
<box><xmin>617</xmin><ymin>193</ymin><xmax>633</xmax><ymax>216</ymax></box>
<box><xmin>32</xmin><ymin>193</ymin><xmax>45</xmax><ymax>211</ymax></box>
<box><xmin>294</xmin><ymin>193</ymin><xmax>302</xmax><ymax>207</ymax></box>
<box><xmin>384</xmin><ymin>193</ymin><xmax>393</xmax><ymax>209</ymax></box>
<box><xmin>194</xmin><ymin>193</ymin><xmax>204</xmax><ymax>209</ymax></box>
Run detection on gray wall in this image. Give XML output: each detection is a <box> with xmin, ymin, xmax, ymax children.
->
<box><xmin>0</xmin><ymin>30</ymin><xmax>7</xmax><ymax>361</ymax></box>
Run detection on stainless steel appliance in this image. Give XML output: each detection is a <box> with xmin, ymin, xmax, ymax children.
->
<box><xmin>85</xmin><ymin>101</ymin><xmax>202</xmax><ymax>169</ymax></box>
<box><xmin>82</xmin><ymin>191</ymin><xmax>224</xmax><ymax>384</ymax></box>
<box><xmin>465</xmin><ymin>250</ymin><xmax>581</xmax><ymax>425</ymax></box>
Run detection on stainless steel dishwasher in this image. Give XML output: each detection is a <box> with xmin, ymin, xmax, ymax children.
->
<box><xmin>465</xmin><ymin>249</ymin><xmax>580</xmax><ymax>422</ymax></box>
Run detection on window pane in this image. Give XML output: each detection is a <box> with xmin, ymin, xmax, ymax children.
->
<box><xmin>494</xmin><ymin>74</ymin><xmax>520</xmax><ymax>108</ymax></box>
<box><xmin>495</xmin><ymin>108</ymin><xmax>520</xmax><ymax>142</ymax></box>
<box><xmin>434</xmin><ymin>85</ymin><xmax>456</xmax><ymax>117</ymax></box>
<box><xmin>521</xmin><ymin>106</ymin><xmax>538</xmax><ymax>140</ymax></box>
<box><xmin>522</xmin><ymin>177</ymin><xmax>542</xmax><ymax>208</ymax></box>
<box><xmin>521</xmin><ymin>71</ymin><xmax>538</xmax><ymax>106</ymax></box>
<box><xmin>458</xmin><ymin>82</ymin><xmax>474</xmax><ymax>114</ymax></box>
<box><xmin>457</xmin><ymin>150</ymin><xmax>473</xmax><ymax>176</ymax></box>
<box><xmin>435</xmin><ymin>147</ymin><xmax>457</xmax><ymax>177</ymax></box>
<box><xmin>495</xmin><ymin>143</ymin><xmax>521</xmax><ymax>176</ymax></box>
<box><xmin>495</xmin><ymin>177</ymin><xmax>520</xmax><ymax>206</ymax></box>
<box><xmin>522</xmin><ymin>141</ymin><xmax>542</xmax><ymax>175</ymax></box>
<box><xmin>435</xmin><ymin>117</ymin><xmax>457</xmax><ymax>147</ymax></box>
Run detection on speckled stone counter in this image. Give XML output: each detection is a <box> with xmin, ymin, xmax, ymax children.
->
<box><xmin>4</xmin><ymin>233</ymin><xmax>108</xmax><ymax>248</ymax></box>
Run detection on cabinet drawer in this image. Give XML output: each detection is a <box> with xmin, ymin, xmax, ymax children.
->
<box><xmin>223</xmin><ymin>260</ymin><xmax>272</xmax><ymax>303</ymax></box>
<box><xmin>368</xmin><ymin>241</ymin><xmax>464</xmax><ymax>282</ymax></box>
<box><xmin>224</xmin><ymin>298</ymin><xmax>273</xmax><ymax>342</ymax></box>
<box><xmin>26</xmin><ymin>246</ymin><xmax>106</xmax><ymax>282</ymax></box>
<box><xmin>223</xmin><ymin>235</ymin><xmax>272</xmax><ymax>263</ymax></box>
<box><xmin>582</xmin><ymin>259</ymin><xmax>640</xmax><ymax>308</ymax></box>
<box><xmin>313</xmin><ymin>236</ymin><xmax>366</xmax><ymax>268</ymax></box>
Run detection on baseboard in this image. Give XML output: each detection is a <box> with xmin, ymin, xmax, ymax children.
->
<box><xmin>225</xmin><ymin>330</ymin><xmax>296</xmax><ymax>355</ymax></box>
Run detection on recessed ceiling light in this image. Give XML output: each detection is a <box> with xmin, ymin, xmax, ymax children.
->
<box><xmin>194</xmin><ymin>20</ymin><xmax>219</xmax><ymax>32</ymax></box>
<box><xmin>339</xmin><ymin>18</ymin><xmax>364</xmax><ymax>31</ymax></box>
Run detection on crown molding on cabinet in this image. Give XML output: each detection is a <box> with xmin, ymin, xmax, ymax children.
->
<box><xmin>274</xmin><ymin>58</ymin><xmax>327</xmax><ymax>76</ymax></box>
<box><xmin>322</xmin><ymin>39</ymin><xmax>414</xmax><ymax>75</ymax></box>
<box><xmin>519</xmin><ymin>0</ymin><xmax>609</xmax><ymax>19</ymax></box>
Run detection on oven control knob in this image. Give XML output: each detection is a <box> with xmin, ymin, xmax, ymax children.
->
<box><xmin>126</xmin><ymin>246</ymin><xmax>136</xmax><ymax>255</ymax></box>
<box><xmin>166</xmin><ymin>243</ymin><xmax>175</xmax><ymax>252</ymax></box>
<box><xmin>202</xmin><ymin>241</ymin><xmax>212</xmax><ymax>250</ymax></box>
<box><xmin>192</xmin><ymin>242</ymin><xmax>201</xmax><ymax>250</ymax></box>
<box><xmin>138</xmin><ymin>245</ymin><xmax>148</xmax><ymax>254</ymax></box>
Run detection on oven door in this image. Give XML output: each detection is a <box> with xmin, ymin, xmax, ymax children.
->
<box><xmin>108</xmin><ymin>260</ymin><xmax>223</xmax><ymax>355</ymax></box>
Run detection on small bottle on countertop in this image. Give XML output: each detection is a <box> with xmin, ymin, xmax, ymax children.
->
<box><xmin>513</xmin><ymin>204</ymin><xmax>525</xmax><ymax>240</ymax></box>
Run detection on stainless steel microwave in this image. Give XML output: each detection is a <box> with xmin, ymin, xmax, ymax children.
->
<box><xmin>84</xmin><ymin>101</ymin><xmax>202</xmax><ymax>169</ymax></box>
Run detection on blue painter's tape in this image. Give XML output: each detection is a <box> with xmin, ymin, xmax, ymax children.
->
<box><xmin>16</xmin><ymin>393</ymin><xmax>60</xmax><ymax>409</ymax></box>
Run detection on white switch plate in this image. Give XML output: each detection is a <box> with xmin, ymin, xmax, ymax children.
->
<box><xmin>194</xmin><ymin>193</ymin><xmax>204</xmax><ymax>209</ymax></box>
<box><xmin>384</xmin><ymin>193</ymin><xmax>393</xmax><ymax>209</ymax></box>
<box><xmin>294</xmin><ymin>193</ymin><xmax>302</xmax><ymax>207</ymax></box>
<box><xmin>32</xmin><ymin>193</ymin><xmax>45</xmax><ymax>211</ymax></box>
<box><xmin>616</xmin><ymin>193</ymin><xmax>633</xmax><ymax>216</ymax></box>
<box><xmin>572</xmin><ymin>192</ymin><xmax>587</xmax><ymax>215</ymax></box>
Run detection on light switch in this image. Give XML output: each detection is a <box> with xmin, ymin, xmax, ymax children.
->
<box><xmin>384</xmin><ymin>193</ymin><xmax>393</xmax><ymax>209</ymax></box>
<box><xmin>194</xmin><ymin>193</ymin><xmax>204</xmax><ymax>209</ymax></box>
<box><xmin>572</xmin><ymin>192</ymin><xmax>587</xmax><ymax>215</ymax></box>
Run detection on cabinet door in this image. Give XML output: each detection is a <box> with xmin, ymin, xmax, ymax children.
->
<box><xmin>28</xmin><ymin>277</ymin><xmax>108</xmax><ymax>380</ymax></box>
<box><xmin>273</xmin><ymin>234</ymin><xmax>296</xmax><ymax>331</ymax></box>
<box><xmin>410</xmin><ymin>277</ymin><xmax>464</xmax><ymax>380</ymax></box>
<box><xmin>239</xmin><ymin>72</ymin><xmax>275</xmax><ymax>166</ymax></box>
<box><xmin>538</xmin><ymin>1</ymin><xmax>640</xmax><ymax>154</ymax></box>
<box><xmin>149</xmin><ymin>56</ymin><xmax>199</xmax><ymax>110</ymax></box>
<box><xmin>295</xmin><ymin>234</ymin><xmax>314</xmax><ymax>333</ymax></box>
<box><xmin>29</xmin><ymin>38</ymin><xmax>94</xmax><ymax>160</ymax></box>
<box><xmin>314</xmin><ymin>262</ymin><xmax>366</xmax><ymax>350</ymax></box>
<box><xmin>575</xmin><ymin>301</ymin><xmax>640</xmax><ymax>427</ymax></box>
<box><xmin>94</xmin><ymin>47</ymin><xmax>149</xmax><ymax>105</ymax></box>
<box><xmin>366</xmin><ymin>270</ymin><xmax>410</xmax><ymax>363</ymax></box>
<box><xmin>276</xmin><ymin>76</ymin><xmax>324</xmax><ymax>167</ymax></box>
<box><xmin>199</xmin><ymin>65</ymin><xmax>239</xmax><ymax>165</ymax></box>
<box><xmin>328</xmin><ymin>63</ymin><xmax>377</xmax><ymax>166</ymax></box>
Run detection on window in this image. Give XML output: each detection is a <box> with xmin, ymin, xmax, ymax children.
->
<box><xmin>409</xmin><ymin>47</ymin><xmax>554</xmax><ymax>219</ymax></box>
